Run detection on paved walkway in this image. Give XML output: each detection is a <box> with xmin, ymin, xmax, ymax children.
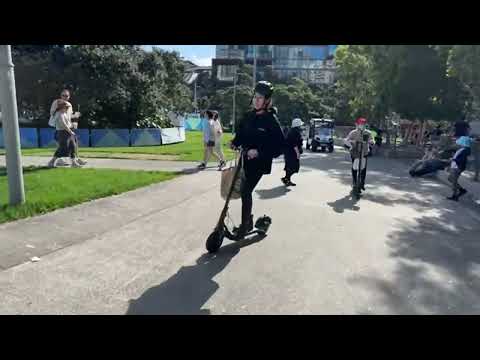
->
<box><xmin>0</xmin><ymin>155</ymin><xmax>201</xmax><ymax>173</ymax></box>
<box><xmin>1</xmin><ymin>150</ymin><xmax>479</xmax><ymax>314</ymax></box>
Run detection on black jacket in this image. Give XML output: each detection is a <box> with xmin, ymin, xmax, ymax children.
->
<box><xmin>452</xmin><ymin>147</ymin><xmax>471</xmax><ymax>172</ymax></box>
<box><xmin>232</xmin><ymin>108</ymin><xmax>285</xmax><ymax>175</ymax></box>
<box><xmin>284</xmin><ymin>127</ymin><xmax>303</xmax><ymax>173</ymax></box>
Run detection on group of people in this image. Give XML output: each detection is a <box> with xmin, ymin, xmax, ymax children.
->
<box><xmin>47</xmin><ymin>89</ymin><xmax>87</xmax><ymax>168</ymax></box>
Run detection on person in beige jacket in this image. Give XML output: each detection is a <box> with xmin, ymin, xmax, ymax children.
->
<box><xmin>197</xmin><ymin>110</ymin><xmax>226</xmax><ymax>170</ymax></box>
<box><xmin>47</xmin><ymin>100</ymin><xmax>83</xmax><ymax>168</ymax></box>
<box><xmin>50</xmin><ymin>89</ymin><xmax>87</xmax><ymax>166</ymax></box>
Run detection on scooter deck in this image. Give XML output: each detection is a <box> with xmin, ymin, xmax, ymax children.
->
<box><xmin>225</xmin><ymin>228</ymin><xmax>266</xmax><ymax>241</ymax></box>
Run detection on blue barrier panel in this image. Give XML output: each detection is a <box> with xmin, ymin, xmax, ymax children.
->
<box><xmin>39</xmin><ymin>128</ymin><xmax>90</xmax><ymax>148</ymax></box>
<box><xmin>91</xmin><ymin>129</ymin><xmax>129</xmax><ymax>147</ymax></box>
<box><xmin>184</xmin><ymin>116</ymin><xmax>204</xmax><ymax>131</ymax></box>
<box><xmin>20</xmin><ymin>128</ymin><xmax>38</xmax><ymax>148</ymax></box>
<box><xmin>131</xmin><ymin>128</ymin><xmax>161</xmax><ymax>146</ymax></box>
<box><xmin>76</xmin><ymin>129</ymin><xmax>90</xmax><ymax>148</ymax></box>
<box><xmin>161</xmin><ymin>127</ymin><xmax>185</xmax><ymax>145</ymax></box>
<box><xmin>0</xmin><ymin>128</ymin><xmax>3</xmax><ymax>148</ymax></box>
<box><xmin>39</xmin><ymin>128</ymin><xmax>57</xmax><ymax>148</ymax></box>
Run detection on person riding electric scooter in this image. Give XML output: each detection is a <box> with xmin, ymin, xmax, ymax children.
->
<box><xmin>344</xmin><ymin>117</ymin><xmax>373</xmax><ymax>197</ymax></box>
<box><xmin>230</xmin><ymin>81</ymin><xmax>286</xmax><ymax>239</ymax></box>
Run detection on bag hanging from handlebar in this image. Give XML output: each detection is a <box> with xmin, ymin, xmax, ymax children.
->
<box><xmin>220</xmin><ymin>151</ymin><xmax>244</xmax><ymax>200</ymax></box>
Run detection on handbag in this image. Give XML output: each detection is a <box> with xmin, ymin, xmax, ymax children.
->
<box><xmin>220</xmin><ymin>153</ymin><xmax>244</xmax><ymax>200</ymax></box>
<box><xmin>48</xmin><ymin>113</ymin><xmax>56</xmax><ymax>128</ymax></box>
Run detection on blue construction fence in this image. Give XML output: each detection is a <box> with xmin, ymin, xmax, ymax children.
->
<box><xmin>183</xmin><ymin>114</ymin><xmax>204</xmax><ymax>131</ymax></box>
<box><xmin>0</xmin><ymin>127</ymin><xmax>185</xmax><ymax>149</ymax></box>
<box><xmin>183</xmin><ymin>113</ymin><xmax>232</xmax><ymax>132</ymax></box>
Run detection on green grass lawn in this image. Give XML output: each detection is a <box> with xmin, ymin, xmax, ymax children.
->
<box><xmin>0</xmin><ymin>167</ymin><xmax>178</xmax><ymax>224</ymax></box>
<box><xmin>0</xmin><ymin>131</ymin><xmax>235</xmax><ymax>162</ymax></box>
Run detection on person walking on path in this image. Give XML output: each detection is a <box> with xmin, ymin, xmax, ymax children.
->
<box><xmin>47</xmin><ymin>101</ymin><xmax>81</xmax><ymax>168</ymax></box>
<box><xmin>198</xmin><ymin>110</ymin><xmax>226</xmax><ymax>170</ymax></box>
<box><xmin>50</xmin><ymin>89</ymin><xmax>87</xmax><ymax>166</ymax></box>
<box><xmin>230</xmin><ymin>81</ymin><xmax>285</xmax><ymax>239</ymax></box>
<box><xmin>212</xmin><ymin>111</ymin><xmax>226</xmax><ymax>170</ymax></box>
<box><xmin>447</xmin><ymin>136</ymin><xmax>472</xmax><ymax>201</ymax></box>
<box><xmin>344</xmin><ymin>118</ymin><xmax>374</xmax><ymax>194</ymax></box>
<box><xmin>281</xmin><ymin>118</ymin><xmax>304</xmax><ymax>187</ymax></box>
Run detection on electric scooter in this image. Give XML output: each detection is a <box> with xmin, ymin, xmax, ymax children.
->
<box><xmin>352</xmin><ymin>131</ymin><xmax>370</xmax><ymax>200</ymax></box>
<box><xmin>206</xmin><ymin>150</ymin><xmax>272</xmax><ymax>253</ymax></box>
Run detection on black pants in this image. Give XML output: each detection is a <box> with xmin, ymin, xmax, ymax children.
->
<box><xmin>54</xmin><ymin>130</ymin><xmax>76</xmax><ymax>159</ymax></box>
<box><xmin>285</xmin><ymin>169</ymin><xmax>295</xmax><ymax>181</ymax></box>
<box><xmin>240</xmin><ymin>168</ymin><xmax>263</xmax><ymax>226</ymax></box>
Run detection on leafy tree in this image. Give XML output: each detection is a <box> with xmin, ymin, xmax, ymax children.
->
<box><xmin>11</xmin><ymin>45</ymin><xmax>193</xmax><ymax>129</ymax></box>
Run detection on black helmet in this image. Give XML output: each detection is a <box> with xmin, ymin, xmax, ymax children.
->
<box><xmin>254</xmin><ymin>81</ymin><xmax>274</xmax><ymax>99</ymax></box>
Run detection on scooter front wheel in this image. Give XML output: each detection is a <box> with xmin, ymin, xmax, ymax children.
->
<box><xmin>206</xmin><ymin>228</ymin><xmax>225</xmax><ymax>253</ymax></box>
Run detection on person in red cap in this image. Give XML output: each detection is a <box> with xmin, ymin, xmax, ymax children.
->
<box><xmin>344</xmin><ymin>117</ymin><xmax>374</xmax><ymax>195</ymax></box>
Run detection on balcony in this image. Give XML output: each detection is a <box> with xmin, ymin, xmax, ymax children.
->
<box><xmin>216</xmin><ymin>48</ymin><xmax>245</xmax><ymax>60</ymax></box>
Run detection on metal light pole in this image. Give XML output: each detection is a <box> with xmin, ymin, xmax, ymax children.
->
<box><xmin>232</xmin><ymin>66</ymin><xmax>237</xmax><ymax>134</ymax></box>
<box><xmin>193</xmin><ymin>76</ymin><xmax>197</xmax><ymax>111</ymax></box>
<box><xmin>0</xmin><ymin>45</ymin><xmax>25</xmax><ymax>205</ymax></box>
<box><xmin>253</xmin><ymin>45</ymin><xmax>257</xmax><ymax>86</ymax></box>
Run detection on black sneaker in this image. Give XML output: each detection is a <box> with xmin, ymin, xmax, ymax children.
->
<box><xmin>232</xmin><ymin>216</ymin><xmax>254</xmax><ymax>240</ymax></box>
<box><xmin>458</xmin><ymin>188</ymin><xmax>467</xmax><ymax>198</ymax></box>
<box><xmin>281</xmin><ymin>177</ymin><xmax>288</xmax><ymax>185</ymax></box>
<box><xmin>288</xmin><ymin>181</ymin><xmax>297</xmax><ymax>187</ymax></box>
<box><xmin>197</xmin><ymin>163</ymin><xmax>206</xmax><ymax>170</ymax></box>
<box><xmin>218</xmin><ymin>161</ymin><xmax>226</xmax><ymax>170</ymax></box>
<box><xmin>447</xmin><ymin>195</ymin><xmax>459</xmax><ymax>201</ymax></box>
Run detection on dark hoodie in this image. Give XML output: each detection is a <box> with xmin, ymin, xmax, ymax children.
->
<box><xmin>232</xmin><ymin>107</ymin><xmax>285</xmax><ymax>175</ymax></box>
<box><xmin>452</xmin><ymin>147</ymin><xmax>471</xmax><ymax>172</ymax></box>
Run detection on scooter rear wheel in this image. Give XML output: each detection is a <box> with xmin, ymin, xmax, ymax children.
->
<box><xmin>206</xmin><ymin>229</ymin><xmax>224</xmax><ymax>253</ymax></box>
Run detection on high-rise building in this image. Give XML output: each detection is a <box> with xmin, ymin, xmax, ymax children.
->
<box><xmin>213</xmin><ymin>45</ymin><xmax>336</xmax><ymax>84</ymax></box>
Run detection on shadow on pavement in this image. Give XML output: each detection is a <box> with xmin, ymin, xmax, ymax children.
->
<box><xmin>327</xmin><ymin>192</ymin><xmax>360</xmax><ymax>213</ymax></box>
<box><xmin>303</xmin><ymin>149</ymin><xmax>480</xmax><ymax>314</ymax></box>
<box><xmin>348</xmin><ymin>203</ymin><xmax>480</xmax><ymax>314</ymax></box>
<box><xmin>256</xmin><ymin>185</ymin><xmax>291</xmax><ymax>199</ymax></box>
<box><xmin>125</xmin><ymin>234</ymin><xmax>265</xmax><ymax>315</ymax></box>
<box><xmin>301</xmin><ymin>149</ymin><xmax>458</xmax><ymax>211</ymax></box>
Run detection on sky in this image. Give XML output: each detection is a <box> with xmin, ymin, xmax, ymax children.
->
<box><xmin>143</xmin><ymin>45</ymin><xmax>215</xmax><ymax>66</ymax></box>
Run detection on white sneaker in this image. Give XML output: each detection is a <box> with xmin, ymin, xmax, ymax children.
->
<box><xmin>56</xmin><ymin>158</ymin><xmax>70</xmax><ymax>166</ymax></box>
<box><xmin>71</xmin><ymin>159</ymin><xmax>83</xmax><ymax>168</ymax></box>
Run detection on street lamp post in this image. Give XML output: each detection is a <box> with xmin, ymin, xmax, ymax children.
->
<box><xmin>232</xmin><ymin>66</ymin><xmax>237</xmax><ymax>134</ymax></box>
<box><xmin>0</xmin><ymin>45</ymin><xmax>25</xmax><ymax>205</ymax></box>
<box><xmin>253</xmin><ymin>45</ymin><xmax>257</xmax><ymax>86</ymax></box>
<box><xmin>194</xmin><ymin>76</ymin><xmax>197</xmax><ymax>111</ymax></box>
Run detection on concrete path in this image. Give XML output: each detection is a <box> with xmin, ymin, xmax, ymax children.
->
<box><xmin>0</xmin><ymin>155</ymin><xmax>201</xmax><ymax>173</ymax></box>
<box><xmin>1</xmin><ymin>149</ymin><xmax>479</xmax><ymax>314</ymax></box>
